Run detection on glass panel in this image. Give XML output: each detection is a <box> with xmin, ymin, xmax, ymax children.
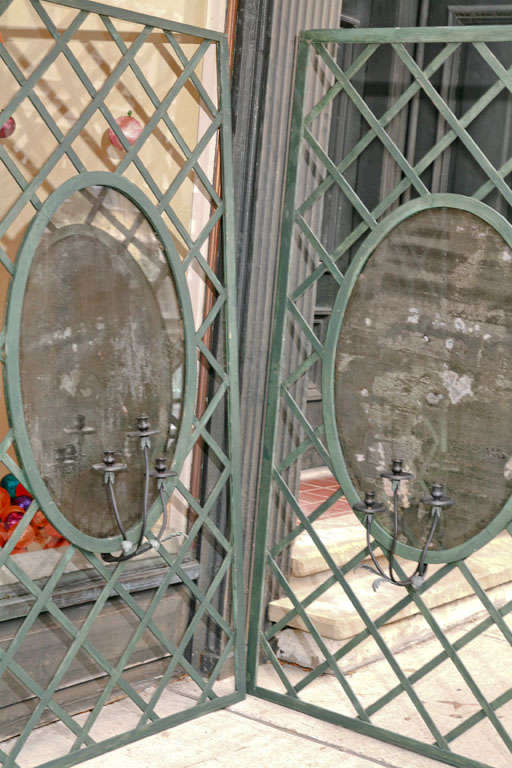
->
<box><xmin>335</xmin><ymin>207</ymin><xmax>512</xmax><ymax>550</ymax></box>
<box><xmin>19</xmin><ymin>186</ymin><xmax>184</xmax><ymax>539</ymax></box>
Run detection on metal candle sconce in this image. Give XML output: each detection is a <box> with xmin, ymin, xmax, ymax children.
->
<box><xmin>56</xmin><ymin>414</ymin><xmax>97</xmax><ymax>474</ymax></box>
<box><xmin>354</xmin><ymin>458</ymin><xmax>454</xmax><ymax>591</ymax></box>
<box><xmin>92</xmin><ymin>415</ymin><xmax>184</xmax><ymax>562</ymax></box>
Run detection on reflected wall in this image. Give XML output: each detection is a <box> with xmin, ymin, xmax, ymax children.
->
<box><xmin>335</xmin><ymin>207</ymin><xmax>512</xmax><ymax>549</ymax></box>
<box><xmin>20</xmin><ymin>187</ymin><xmax>184</xmax><ymax>539</ymax></box>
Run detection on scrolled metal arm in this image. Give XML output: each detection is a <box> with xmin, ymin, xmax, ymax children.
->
<box><xmin>92</xmin><ymin>416</ymin><xmax>183</xmax><ymax>562</ymax></box>
<box><xmin>354</xmin><ymin>462</ymin><xmax>453</xmax><ymax>591</ymax></box>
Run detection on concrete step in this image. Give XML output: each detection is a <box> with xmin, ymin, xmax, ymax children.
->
<box><xmin>275</xmin><ymin>578</ymin><xmax>512</xmax><ymax>674</ymax></box>
<box><xmin>270</xmin><ymin>532</ymin><xmax>512</xmax><ymax>641</ymax></box>
<box><xmin>290</xmin><ymin>513</ymin><xmax>364</xmax><ymax>578</ymax></box>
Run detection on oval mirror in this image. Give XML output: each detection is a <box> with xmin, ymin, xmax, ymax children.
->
<box><xmin>11</xmin><ymin>179</ymin><xmax>187</xmax><ymax>546</ymax></box>
<box><xmin>332</xmin><ymin>205</ymin><xmax>512</xmax><ymax>553</ymax></box>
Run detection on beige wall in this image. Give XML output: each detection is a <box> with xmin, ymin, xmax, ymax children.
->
<box><xmin>0</xmin><ymin>0</ymin><xmax>213</xmax><ymax>255</ymax></box>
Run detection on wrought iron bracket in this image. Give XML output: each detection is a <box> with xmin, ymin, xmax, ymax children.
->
<box><xmin>355</xmin><ymin>460</ymin><xmax>454</xmax><ymax>591</ymax></box>
<box><xmin>92</xmin><ymin>417</ymin><xmax>182</xmax><ymax>561</ymax></box>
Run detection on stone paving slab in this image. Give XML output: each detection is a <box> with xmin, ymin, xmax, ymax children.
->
<box><xmin>172</xmin><ymin>669</ymin><xmax>445</xmax><ymax>768</ymax></box>
<box><xmin>2</xmin><ymin>610</ymin><xmax>509</xmax><ymax>768</ymax></box>
<box><xmin>270</xmin><ymin>533</ymin><xmax>512</xmax><ymax>640</ymax></box>
<box><xmin>275</xmin><ymin>580</ymin><xmax>512</xmax><ymax>673</ymax></box>
<box><xmin>78</xmin><ymin>692</ymin><xmax>443</xmax><ymax>768</ymax></box>
<box><xmin>0</xmin><ymin>669</ymin><xmax>449</xmax><ymax>768</ymax></box>
<box><xmin>243</xmin><ymin>621</ymin><xmax>512</xmax><ymax>768</ymax></box>
<box><xmin>290</xmin><ymin>517</ymin><xmax>363</xmax><ymax>577</ymax></box>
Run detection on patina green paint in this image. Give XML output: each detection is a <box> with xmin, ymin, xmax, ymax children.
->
<box><xmin>249</xmin><ymin>26</ymin><xmax>512</xmax><ymax>768</ymax></box>
<box><xmin>0</xmin><ymin>1</ymin><xmax>244</xmax><ymax>765</ymax></box>
<box><xmin>324</xmin><ymin>195</ymin><xmax>512</xmax><ymax>564</ymax></box>
<box><xmin>8</xmin><ymin>173</ymin><xmax>195</xmax><ymax>553</ymax></box>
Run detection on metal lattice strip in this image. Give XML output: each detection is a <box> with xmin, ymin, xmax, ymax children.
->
<box><xmin>0</xmin><ymin>0</ymin><xmax>244</xmax><ymax>765</ymax></box>
<box><xmin>248</xmin><ymin>25</ymin><xmax>512</xmax><ymax>768</ymax></box>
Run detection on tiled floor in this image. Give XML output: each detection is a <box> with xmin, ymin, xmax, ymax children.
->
<box><xmin>299</xmin><ymin>471</ymin><xmax>351</xmax><ymax>518</ymax></box>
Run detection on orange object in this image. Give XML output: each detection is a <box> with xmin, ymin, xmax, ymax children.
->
<box><xmin>0</xmin><ymin>488</ymin><xmax>9</xmax><ymax>510</ymax></box>
<box><xmin>31</xmin><ymin>510</ymin><xmax>46</xmax><ymax>528</ymax></box>
<box><xmin>34</xmin><ymin>528</ymin><xmax>50</xmax><ymax>545</ymax></box>
<box><xmin>43</xmin><ymin>537</ymin><xmax>63</xmax><ymax>549</ymax></box>
<box><xmin>0</xmin><ymin>509</ymin><xmax>69</xmax><ymax>551</ymax></box>
<box><xmin>6</xmin><ymin>523</ymin><xmax>35</xmax><ymax>551</ymax></box>
<box><xmin>30</xmin><ymin>511</ymin><xmax>62</xmax><ymax>537</ymax></box>
<box><xmin>42</xmin><ymin>520</ymin><xmax>61</xmax><ymax>538</ymax></box>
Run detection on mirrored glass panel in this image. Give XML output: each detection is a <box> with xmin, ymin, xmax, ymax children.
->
<box><xmin>19</xmin><ymin>186</ymin><xmax>185</xmax><ymax>539</ymax></box>
<box><xmin>335</xmin><ymin>207</ymin><xmax>512</xmax><ymax>550</ymax></box>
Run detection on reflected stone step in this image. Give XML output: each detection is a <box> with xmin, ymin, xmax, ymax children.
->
<box><xmin>270</xmin><ymin>533</ymin><xmax>512</xmax><ymax>641</ymax></box>
<box><xmin>290</xmin><ymin>515</ymin><xmax>366</xmax><ymax>577</ymax></box>
<box><xmin>274</xmin><ymin>578</ymin><xmax>512</xmax><ymax>674</ymax></box>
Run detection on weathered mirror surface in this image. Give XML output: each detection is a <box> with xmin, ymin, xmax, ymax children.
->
<box><xmin>335</xmin><ymin>207</ymin><xmax>512</xmax><ymax>550</ymax></box>
<box><xmin>19</xmin><ymin>187</ymin><xmax>184</xmax><ymax>539</ymax></box>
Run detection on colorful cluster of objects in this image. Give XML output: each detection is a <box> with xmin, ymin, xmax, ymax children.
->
<box><xmin>0</xmin><ymin>474</ymin><xmax>68</xmax><ymax>553</ymax></box>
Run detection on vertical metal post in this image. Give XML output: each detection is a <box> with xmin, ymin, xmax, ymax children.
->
<box><xmin>246</xmin><ymin>37</ymin><xmax>310</xmax><ymax>690</ymax></box>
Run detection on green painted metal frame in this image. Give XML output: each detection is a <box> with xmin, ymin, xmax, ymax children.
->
<box><xmin>323</xmin><ymin>193</ymin><xmax>512</xmax><ymax>565</ymax></box>
<box><xmin>0</xmin><ymin>1</ymin><xmax>245</xmax><ymax>766</ymax></box>
<box><xmin>7</xmin><ymin>172</ymin><xmax>197</xmax><ymax>553</ymax></box>
<box><xmin>248</xmin><ymin>25</ymin><xmax>512</xmax><ymax>768</ymax></box>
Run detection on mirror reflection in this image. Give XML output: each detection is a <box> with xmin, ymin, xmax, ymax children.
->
<box><xmin>335</xmin><ymin>207</ymin><xmax>512</xmax><ymax>550</ymax></box>
<box><xmin>19</xmin><ymin>187</ymin><xmax>185</xmax><ymax>539</ymax></box>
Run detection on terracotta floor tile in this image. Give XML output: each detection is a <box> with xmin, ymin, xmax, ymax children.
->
<box><xmin>304</xmin><ymin>488</ymin><xmax>335</xmax><ymax>497</ymax></box>
<box><xmin>298</xmin><ymin>474</ymin><xmax>352</xmax><ymax>521</ymax></box>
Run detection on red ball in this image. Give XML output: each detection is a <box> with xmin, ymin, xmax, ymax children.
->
<box><xmin>108</xmin><ymin>114</ymin><xmax>143</xmax><ymax>149</ymax></box>
<box><xmin>16</xmin><ymin>483</ymin><xmax>30</xmax><ymax>498</ymax></box>
<box><xmin>0</xmin><ymin>117</ymin><xmax>15</xmax><ymax>138</ymax></box>
<box><xmin>5</xmin><ymin>510</ymin><xmax>23</xmax><ymax>529</ymax></box>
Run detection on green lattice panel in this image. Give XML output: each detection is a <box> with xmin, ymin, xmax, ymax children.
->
<box><xmin>0</xmin><ymin>1</ymin><xmax>244</xmax><ymax>766</ymax></box>
<box><xmin>248</xmin><ymin>26</ymin><xmax>512</xmax><ymax>768</ymax></box>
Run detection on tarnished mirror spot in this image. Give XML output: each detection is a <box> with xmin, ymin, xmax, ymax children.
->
<box><xmin>19</xmin><ymin>187</ymin><xmax>184</xmax><ymax>539</ymax></box>
<box><xmin>335</xmin><ymin>207</ymin><xmax>512</xmax><ymax>550</ymax></box>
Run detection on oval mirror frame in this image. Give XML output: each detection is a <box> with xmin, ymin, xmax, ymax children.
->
<box><xmin>5</xmin><ymin>172</ymin><xmax>196</xmax><ymax>553</ymax></box>
<box><xmin>323</xmin><ymin>194</ymin><xmax>512</xmax><ymax>564</ymax></box>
